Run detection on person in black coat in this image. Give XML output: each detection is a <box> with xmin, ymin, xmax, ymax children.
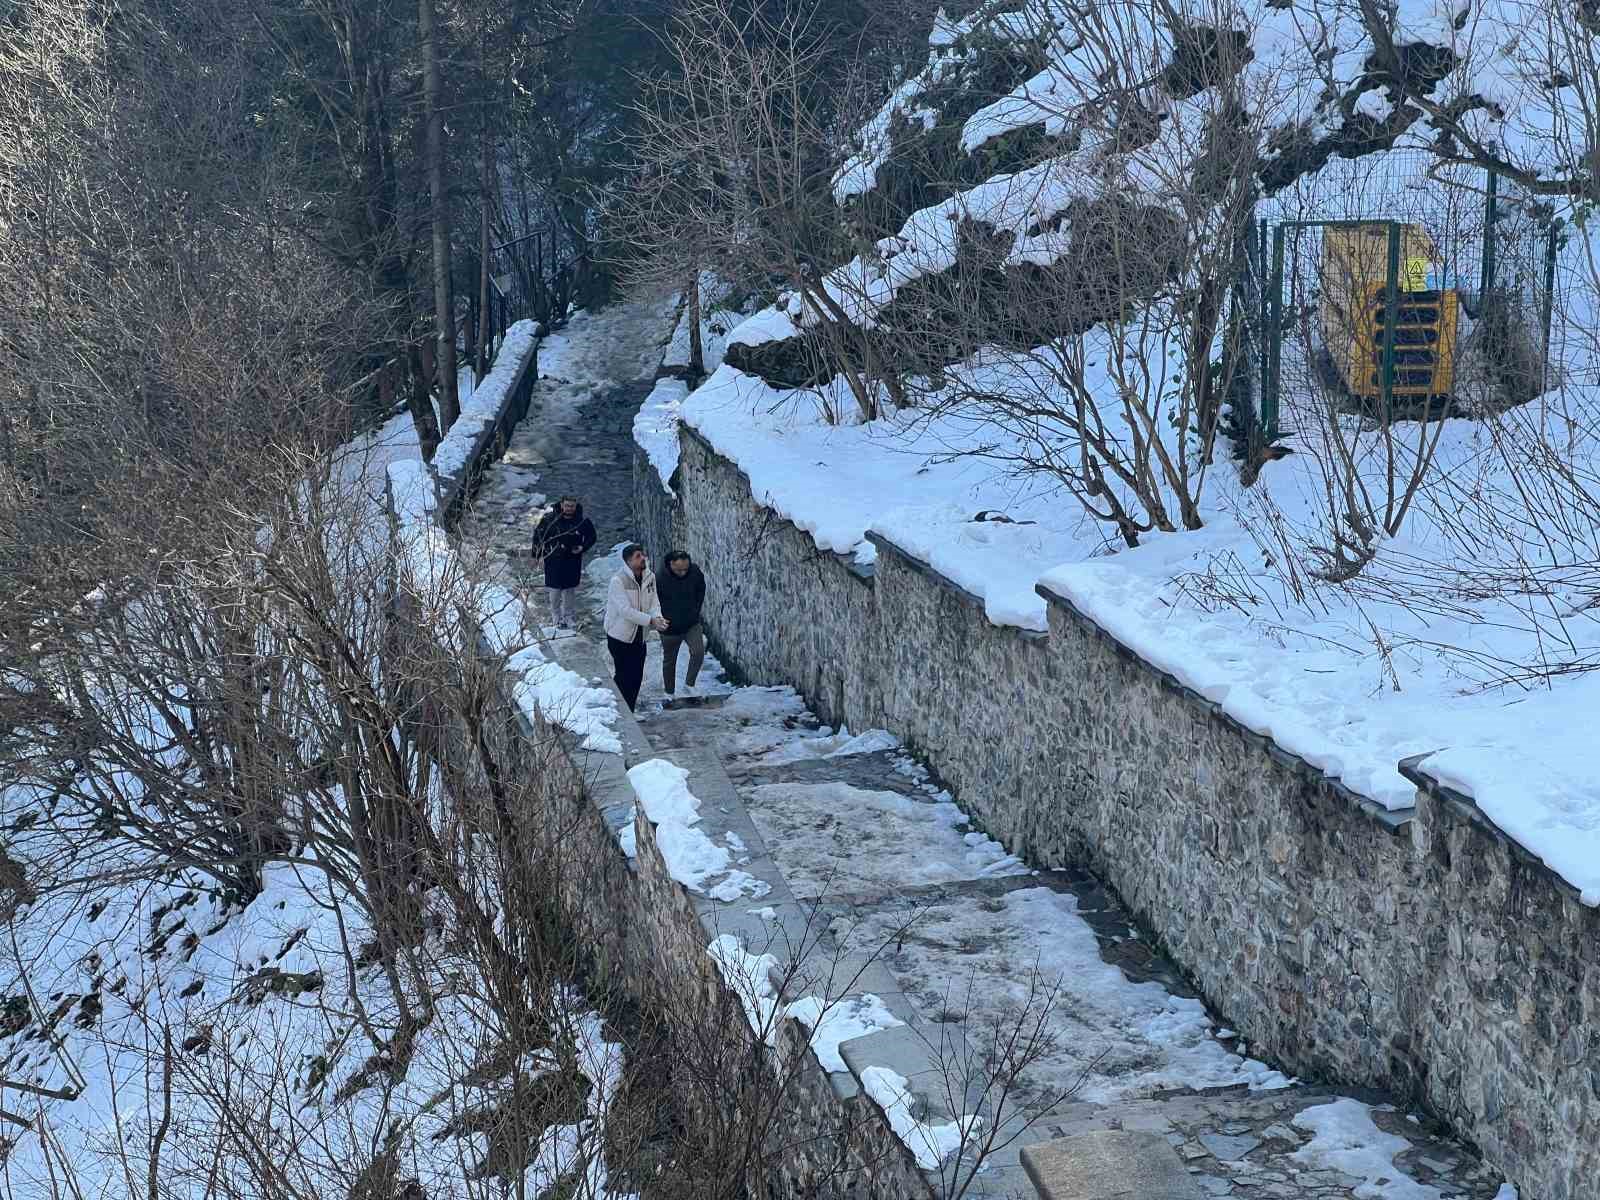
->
<box><xmin>658</xmin><ymin>550</ymin><xmax>707</xmax><ymax>697</ymax></box>
<box><xmin>533</xmin><ymin>497</ymin><xmax>597</xmax><ymax>627</ymax></box>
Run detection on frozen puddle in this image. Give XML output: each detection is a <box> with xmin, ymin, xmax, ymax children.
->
<box><xmin>742</xmin><ymin>779</ymin><xmax>1027</xmax><ymax>898</ymax></box>
<box><xmin>833</xmin><ymin>885</ymin><xmax>1290</xmax><ymax>1109</ymax></box>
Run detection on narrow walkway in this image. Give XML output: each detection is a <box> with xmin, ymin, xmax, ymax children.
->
<box><xmin>457</xmin><ymin>300</ymin><xmax>1510</xmax><ymax>1200</ymax></box>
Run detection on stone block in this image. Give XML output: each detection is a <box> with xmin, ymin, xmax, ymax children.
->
<box><xmin>1020</xmin><ymin>1131</ymin><xmax>1204</xmax><ymax>1200</ymax></box>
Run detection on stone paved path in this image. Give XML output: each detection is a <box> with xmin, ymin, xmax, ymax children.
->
<box><xmin>456</xmin><ymin>299</ymin><xmax>1512</xmax><ymax>1200</ymax></box>
<box><xmin>460</xmin><ymin>292</ymin><xmax>673</xmax><ymax>619</ymax></box>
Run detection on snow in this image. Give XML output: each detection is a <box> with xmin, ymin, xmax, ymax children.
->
<box><xmin>522</xmin><ymin>1008</ymin><xmax>637</xmax><ymax>1200</ymax></box>
<box><xmin>1292</xmin><ymin>1098</ymin><xmax>1447</xmax><ymax>1200</ymax></box>
<box><xmin>0</xmin><ymin>847</ymin><xmax>635</xmax><ymax>1199</ymax></box>
<box><xmin>662</xmin><ymin>279</ymin><xmax>741</xmax><ymax>373</ymax></box>
<box><xmin>783</xmin><ymin>993</ymin><xmax>905</xmax><ymax>1073</ymax></box>
<box><xmin>538</xmin><ymin>297</ymin><xmax>676</xmax><ymax>406</ymax></box>
<box><xmin>833</xmin><ymin>78</ymin><xmax>934</xmax><ymax>202</ymax></box>
<box><xmin>726</xmin><ymin>303</ymin><xmax>801</xmax><ymax>350</ymax></box>
<box><xmin>387</xmin><ymin>456</ymin><xmax>439</xmax><ymax>525</ymax></box>
<box><xmin>822</xmin><ymin>158</ymin><xmax>1101</xmax><ymax>331</ymax></box>
<box><xmin>633</xmin><ymin>377</ymin><xmax>689</xmax><ymax>495</ymax></box>
<box><xmin>0</xmin><ymin>318</ymin><xmax>659</xmax><ymax>1195</ymax></box>
<box><xmin>858</xmin><ymin>1065</ymin><xmax>982</xmax><ymax>1170</ymax></box>
<box><xmin>626</xmin><ymin>759</ymin><xmax>769</xmax><ymax>900</ymax></box>
<box><xmin>431</xmin><ymin>319</ymin><xmax>538</xmax><ymax>482</ymax></box>
<box><xmin>694</xmin><ymin>339</ymin><xmax>1600</xmax><ymax>896</ymax></box>
<box><xmin>706</xmin><ymin>936</ymin><xmax>905</xmax><ymax>1071</ymax></box>
<box><xmin>706</xmin><ymin>933</ymin><xmax>782</xmax><ymax>1034</ymax></box>
<box><xmin>752</xmin><ymin>725</ymin><xmax>900</xmax><ymax>764</ymax></box>
<box><xmin>682</xmin><ymin>364</ymin><xmax>1094</xmax><ymax>586</ymax></box>
<box><xmin>509</xmin><ymin>644</ymin><xmax>623</xmax><ymax>754</ymax></box>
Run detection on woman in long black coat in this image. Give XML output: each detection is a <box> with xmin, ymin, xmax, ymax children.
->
<box><xmin>533</xmin><ymin>496</ymin><xmax>597</xmax><ymax>627</ymax></box>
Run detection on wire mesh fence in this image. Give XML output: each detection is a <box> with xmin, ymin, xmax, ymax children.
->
<box><xmin>1228</xmin><ymin>148</ymin><xmax>1576</xmax><ymax>435</ymax></box>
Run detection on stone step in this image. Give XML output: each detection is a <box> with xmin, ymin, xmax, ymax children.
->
<box><xmin>1021</xmin><ymin>1085</ymin><xmax>1506</xmax><ymax>1199</ymax></box>
<box><xmin>1021</xmin><ymin>1130</ymin><xmax>1203</xmax><ymax>1200</ymax></box>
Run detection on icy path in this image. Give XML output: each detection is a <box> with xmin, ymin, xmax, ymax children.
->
<box><xmin>453</xmin><ymin>295</ymin><xmax>1511</xmax><ymax>1200</ymax></box>
<box><xmin>460</xmin><ymin>291</ymin><xmax>676</xmax><ymax>607</ymax></box>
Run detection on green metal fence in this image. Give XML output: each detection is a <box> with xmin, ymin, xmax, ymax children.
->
<box><xmin>1234</xmin><ymin>161</ymin><xmax>1570</xmax><ymax>439</ymax></box>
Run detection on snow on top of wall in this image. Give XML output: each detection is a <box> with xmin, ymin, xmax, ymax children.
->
<box><xmin>432</xmin><ymin>319</ymin><xmax>538</xmax><ymax>482</ymax></box>
<box><xmin>633</xmin><ymin>377</ymin><xmax>689</xmax><ymax>496</ymax></box>
<box><xmin>626</xmin><ymin>759</ymin><xmax>770</xmax><ymax>901</ymax></box>
<box><xmin>783</xmin><ymin>994</ymin><xmax>904</xmax><ymax>1073</ymax></box>
<box><xmin>510</xmin><ymin>645</ymin><xmax>624</xmax><ymax>755</ymax></box>
<box><xmin>682</xmin><ymin>363</ymin><xmax>1113</xmax><ymax>589</ymax></box>
<box><xmin>858</xmin><ymin>1065</ymin><xmax>983</xmax><ymax>1170</ymax></box>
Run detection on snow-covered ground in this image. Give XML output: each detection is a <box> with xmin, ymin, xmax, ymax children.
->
<box><xmin>742</xmin><ymin>780</ymin><xmax>1026</xmax><ymax>897</ymax></box>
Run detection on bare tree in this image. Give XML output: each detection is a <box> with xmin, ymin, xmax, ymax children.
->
<box><xmin>806</xmin><ymin>0</ymin><xmax>1272</xmax><ymax>541</ymax></box>
<box><xmin>420</xmin><ymin>0</ymin><xmax>461</xmax><ymax>432</ymax></box>
<box><xmin>614</xmin><ymin>0</ymin><xmax>939</xmax><ymax>420</ymax></box>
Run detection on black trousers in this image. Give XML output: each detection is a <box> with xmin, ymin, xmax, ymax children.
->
<box><xmin>607</xmin><ymin>634</ymin><xmax>648</xmax><ymax>711</ymax></box>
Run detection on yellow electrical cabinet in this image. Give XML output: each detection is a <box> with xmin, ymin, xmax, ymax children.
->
<box><xmin>1319</xmin><ymin>224</ymin><xmax>1461</xmax><ymax>408</ymax></box>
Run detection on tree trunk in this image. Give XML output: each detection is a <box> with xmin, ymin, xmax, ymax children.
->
<box><xmin>687</xmin><ymin>269</ymin><xmax>704</xmax><ymax>379</ymax></box>
<box><xmin>477</xmin><ymin>128</ymin><xmax>493</xmax><ymax>380</ymax></box>
<box><xmin>474</xmin><ymin>11</ymin><xmax>495</xmax><ymax>379</ymax></box>
<box><xmin>405</xmin><ymin>345</ymin><xmax>443</xmax><ymax>460</ymax></box>
<box><xmin>420</xmin><ymin>0</ymin><xmax>460</xmax><ymax>431</ymax></box>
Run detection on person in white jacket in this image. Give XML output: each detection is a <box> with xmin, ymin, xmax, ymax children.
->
<box><xmin>603</xmin><ymin>543</ymin><xmax>666</xmax><ymax>711</ymax></box>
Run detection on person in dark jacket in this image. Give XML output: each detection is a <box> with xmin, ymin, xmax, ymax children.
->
<box><xmin>658</xmin><ymin>550</ymin><xmax>707</xmax><ymax>697</ymax></box>
<box><xmin>532</xmin><ymin>497</ymin><xmax>596</xmax><ymax>627</ymax></box>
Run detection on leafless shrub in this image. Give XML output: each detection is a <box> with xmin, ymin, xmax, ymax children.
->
<box><xmin>831</xmin><ymin>0</ymin><xmax>1275</xmax><ymax>544</ymax></box>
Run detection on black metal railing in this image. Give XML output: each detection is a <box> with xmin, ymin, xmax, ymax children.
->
<box><xmin>463</xmin><ymin>225</ymin><xmax>586</xmax><ymax>367</ymax></box>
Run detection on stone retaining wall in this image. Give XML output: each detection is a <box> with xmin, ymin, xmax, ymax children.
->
<box><xmin>640</xmin><ymin>423</ymin><xmax>1600</xmax><ymax>1200</ymax></box>
<box><xmin>437</xmin><ymin>675</ymin><xmax>932</xmax><ymax>1200</ymax></box>
<box><xmin>631</xmin><ymin>451</ymin><xmax>686</xmax><ymax>567</ymax></box>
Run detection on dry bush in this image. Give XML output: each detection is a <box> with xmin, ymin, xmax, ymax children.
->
<box><xmin>612</xmin><ymin>0</ymin><xmax>941</xmax><ymax>420</ymax></box>
<box><xmin>839</xmin><ymin>0</ymin><xmax>1274</xmax><ymax>544</ymax></box>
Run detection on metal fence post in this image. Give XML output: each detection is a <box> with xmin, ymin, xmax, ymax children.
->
<box><xmin>1265</xmin><ymin>225</ymin><xmax>1287</xmax><ymax>440</ymax></box>
<box><xmin>1541</xmin><ymin>222</ymin><xmax>1560</xmax><ymax>395</ymax></box>
<box><xmin>1381</xmin><ymin>222</ymin><xmax>1400</xmax><ymax>419</ymax></box>
<box><xmin>1480</xmin><ymin>167</ymin><xmax>1498</xmax><ymax>299</ymax></box>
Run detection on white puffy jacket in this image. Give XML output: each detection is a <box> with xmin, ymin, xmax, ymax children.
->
<box><xmin>603</xmin><ymin>565</ymin><xmax>661</xmax><ymax>642</ymax></box>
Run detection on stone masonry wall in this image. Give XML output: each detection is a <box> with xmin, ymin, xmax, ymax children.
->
<box><xmin>655</xmin><ymin>422</ymin><xmax>1600</xmax><ymax>1200</ymax></box>
<box><xmin>632</xmin><ymin>450</ymin><xmax>685</xmax><ymax>569</ymax></box>
<box><xmin>447</xmin><ymin>685</ymin><xmax>933</xmax><ymax>1200</ymax></box>
<box><xmin>662</xmin><ymin>436</ymin><xmax>874</xmax><ymax>727</ymax></box>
